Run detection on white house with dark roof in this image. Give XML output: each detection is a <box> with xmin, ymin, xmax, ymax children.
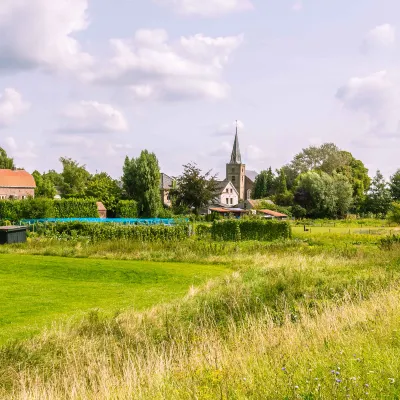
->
<box><xmin>160</xmin><ymin>173</ymin><xmax>174</xmax><ymax>207</ymax></box>
<box><xmin>214</xmin><ymin>180</ymin><xmax>239</xmax><ymax>207</ymax></box>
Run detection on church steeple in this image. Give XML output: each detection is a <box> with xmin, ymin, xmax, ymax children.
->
<box><xmin>230</xmin><ymin>121</ymin><xmax>242</xmax><ymax>164</ymax></box>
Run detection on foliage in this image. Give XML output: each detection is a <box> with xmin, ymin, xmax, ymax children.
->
<box><xmin>85</xmin><ymin>172</ymin><xmax>122</xmax><ymax>212</ymax></box>
<box><xmin>387</xmin><ymin>202</ymin><xmax>400</xmax><ymax>225</ymax></box>
<box><xmin>291</xmin><ymin>204</ymin><xmax>307</xmax><ymax>219</ymax></box>
<box><xmin>34</xmin><ymin>221</ymin><xmax>190</xmax><ymax>242</ymax></box>
<box><xmin>211</xmin><ymin>219</ymin><xmax>291</xmax><ymax>241</ymax></box>
<box><xmin>0</xmin><ymin>198</ymin><xmax>98</xmax><ymax>221</ymax></box>
<box><xmin>122</xmin><ymin>151</ymin><xmax>162</xmax><ymax>217</ymax></box>
<box><xmin>0</xmin><ymin>147</ymin><xmax>14</xmax><ymax>169</ymax></box>
<box><xmin>390</xmin><ymin>169</ymin><xmax>400</xmax><ymax>201</ymax></box>
<box><xmin>294</xmin><ymin>171</ymin><xmax>353</xmax><ymax>218</ymax></box>
<box><xmin>59</xmin><ymin>157</ymin><xmax>91</xmax><ymax>198</ymax></box>
<box><xmin>195</xmin><ymin>224</ymin><xmax>212</xmax><ymax>239</ymax></box>
<box><xmin>364</xmin><ymin>170</ymin><xmax>392</xmax><ymax>217</ymax></box>
<box><xmin>116</xmin><ymin>200</ymin><xmax>139</xmax><ymax>218</ymax></box>
<box><xmin>171</xmin><ymin>163</ymin><xmax>219</xmax><ymax>214</ymax></box>
<box><xmin>32</xmin><ymin>171</ymin><xmax>57</xmax><ymax>198</ymax></box>
<box><xmin>252</xmin><ymin>168</ymin><xmax>275</xmax><ymax>199</ymax></box>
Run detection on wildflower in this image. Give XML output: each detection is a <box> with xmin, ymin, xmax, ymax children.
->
<box><xmin>336</xmin><ymin>379</ymin><xmax>342</xmax><ymax>384</ymax></box>
<box><xmin>389</xmin><ymin>378</ymin><xmax>395</xmax><ymax>384</ymax></box>
<box><xmin>294</xmin><ymin>385</ymin><xmax>299</xmax><ymax>390</ymax></box>
<box><xmin>281</xmin><ymin>367</ymin><xmax>286</xmax><ymax>371</ymax></box>
<box><xmin>331</xmin><ymin>370</ymin><xmax>336</xmax><ymax>375</ymax></box>
<box><xmin>364</xmin><ymin>383</ymin><xmax>369</xmax><ymax>388</ymax></box>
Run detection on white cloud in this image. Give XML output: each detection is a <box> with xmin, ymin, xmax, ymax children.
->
<box><xmin>59</xmin><ymin>101</ymin><xmax>129</xmax><ymax>133</ymax></box>
<box><xmin>0</xmin><ymin>0</ymin><xmax>93</xmax><ymax>75</ymax></box>
<box><xmin>95</xmin><ymin>30</ymin><xmax>244</xmax><ymax>101</ymax></box>
<box><xmin>1</xmin><ymin>136</ymin><xmax>37</xmax><ymax>160</ymax></box>
<box><xmin>156</xmin><ymin>0</ymin><xmax>253</xmax><ymax>17</ymax></box>
<box><xmin>215</xmin><ymin>120</ymin><xmax>244</xmax><ymax>136</ymax></box>
<box><xmin>245</xmin><ymin>144</ymin><xmax>263</xmax><ymax>161</ymax></box>
<box><xmin>0</xmin><ymin>88</ymin><xmax>30</xmax><ymax>127</ymax></box>
<box><xmin>362</xmin><ymin>24</ymin><xmax>396</xmax><ymax>52</ymax></box>
<box><xmin>336</xmin><ymin>71</ymin><xmax>400</xmax><ymax>137</ymax></box>
<box><xmin>291</xmin><ymin>1</ymin><xmax>303</xmax><ymax>12</ymax></box>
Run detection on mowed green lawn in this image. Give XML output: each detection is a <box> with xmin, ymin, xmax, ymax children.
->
<box><xmin>0</xmin><ymin>254</ymin><xmax>229</xmax><ymax>344</ymax></box>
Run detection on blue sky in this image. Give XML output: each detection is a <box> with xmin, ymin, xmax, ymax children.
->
<box><xmin>0</xmin><ymin>0</ymin><xmax>399</xmax><ymax>180</ymax></box>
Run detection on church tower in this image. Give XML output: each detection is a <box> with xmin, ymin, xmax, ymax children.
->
<box><xmin>226</xmin><ymin>123</ymin><xmax>246</xmax><ymax>200</ymax></box>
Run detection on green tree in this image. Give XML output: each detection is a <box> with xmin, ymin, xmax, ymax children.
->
<box><xmin>85</xmin><ymin>172</ymin><xmax>122</xmax><ymax>212</ymax></box>
<box><xmin>122</xmin><ymin>150</ymin><xmax>161</xmax><ymax>217</ymax></box>
<box><xmin>332</xmin><ymin>173</ymin><xmax>353</xmax><ymax>218</ymax></box>
<box><xmin>252</xmin><ymin>170</ymin><xmax>268</xmax><ymax>199</ymax></box>
<box><xmin>276</xmin><ymin>168</ymin><xmax>288</xmax><ymax>194</ymax></box>
<box><xmin>365</xmin><ymin>170</ymin><xmax>392</xmax><ymax>217</ymax></box>
<box><xmin>32</xmin><ymin>171</ymin><xmax>57</xmax><ymax>198</ymax></box>
<box><xmin>293</xmin><ymin>171</ymin><xmax>336</xmax><ymax>218</ymax></box>
<box><xmin>390</xmin><ymin>169</ymin><xmax>400</xmax><ymax>201</ymax></box>
<box><xmin>0</xmin><ymin>147</ymin><xmax>15</xmax><ymax>169</ymax></box>
<box><xmin>387</xmin><ymin>202</ymin><xmax>400</xmax><ymax>224</ymax></box>
<box><xmin>58</xmin><ymin>158</ymin><xmax>91</xmax><ymax>198</ymax></box>
<box><xmin>171</xmin><ymin>163</ymin><xmax>219</xmax><ymax>215</ymax></box>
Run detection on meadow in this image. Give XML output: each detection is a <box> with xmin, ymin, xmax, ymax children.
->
<box><xmin>0</xmin><ymin>223</ymin><xmax>400</xmax><ymax>399</ymax></box>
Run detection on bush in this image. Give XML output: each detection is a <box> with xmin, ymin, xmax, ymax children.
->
<box><xmin>0</xmin><ymin>198</ymin><xmax>99</xmax><ymax>221</ymax></box>
<box><xmin>116</xmin><ymin>200</ymin><xmax>138</xmax><ymax>218</ymax></box>
<box><xmin>211</xmin><ymin>220</ymin><xmax>291</xmax><ymax>242</ymax></box>
<box><xmin>33</xmin><ymin>221</ymin><xmax>190</xmax><ymax>242</ymax></box>
<box><xmin>387</xmin><ymin>202</ymin><xmax>400</xmax><ymax>225</ymax></box>
<box><xmin>195</xmin><ymin>224</ymin><xmax>212</xmax><ymax>239</ymax></box>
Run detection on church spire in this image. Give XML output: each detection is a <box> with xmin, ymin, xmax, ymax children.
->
<box><xmin>230</xmin><ymin>120</ymin><xmax>242</xmax><ymax>164</ymax></box>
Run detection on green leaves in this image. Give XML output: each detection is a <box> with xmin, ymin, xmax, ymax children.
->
<box><xmin>211</xmin><ymin>220</ymin><xmax>292</xmax><ymax>242</ymax></box>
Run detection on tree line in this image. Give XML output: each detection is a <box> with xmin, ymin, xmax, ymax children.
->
<box><xmin>252</xmin><ymin>143</ymin><xmax>399</xmax><ymax>220</ymax></box>
<box><xmin>1</xmin><ymin>142</ymin><xmax>400</xmax><ymax>221</ymax></box>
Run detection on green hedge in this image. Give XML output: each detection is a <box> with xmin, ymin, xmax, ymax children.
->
<box><xmin>115</xmin><ymin>200</ymin><xmax>138</xmax><ymax>218</ymax></box>
<box><xmin>0</xmin><ymin>198</ymin><xmax>99</xmax><ymax>221</ymax></box>
<box><xmin>211</xmin><ymin>220</ymin><xmax>291</xmax><ymax>242</ymax></box>
<box><xmin>33</xmin><ymin>221</ymin><xmax>190</xmax><ymax>242</ymax></box>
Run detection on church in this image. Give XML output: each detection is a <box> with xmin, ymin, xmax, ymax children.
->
<box><xmin>160</xmin><ymin>126</ymin><xmax>257</xmax><ymax>208</ymax></box>
<box><xmin>213</xmin><ymin>127</ymin><xmax>257</xmax><ymax>206</ymax></box>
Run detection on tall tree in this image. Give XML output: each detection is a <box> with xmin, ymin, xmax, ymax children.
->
<box><xmin>276</xmin><ymin>168</ymin><xmax>288</xmax><ymax>195</ymax></box>
<box><xmin>390</xmin><ymin>169</ymin><xmax>400</xmax><ymax>201</ymax></box>
<box><xmin>332</xmin><ymin>173</ymin><xmax>353</xmax><ymax>218</ymax></box>
<box><xmin>122</xmin><ymin>150</ymin><xmax>161</xmax><ymax>217</ymax></box>
<box><xmin>32</xmin><ymin>171</ymin><xmax>57</xmax><ymax>198</ymax></box>
<box><xmin>85</xmin><ymin>172</ymin><xmax>122</xmax><ymax>212</ymax></box>
<box><xmin>0</xmin><ymin>147</ymin><xmax>15</xmax><ymax>169</ymax></box>
<box><xmin>171</xmin><ymin>163</ymin><xmax>219</xmax><ymax>214</ymax></box>
<box><xmin>365</xmin><ymin>170</ymin><xmax>392</xmax><ymax>217</ymax></box>
<box><xmin>252</xmin><ymin>170</ymin><xmax>268</xmax><ymax>199</ymax></box>
<box><xmin>59</xmin><ymin>158</ymin><xmax>91</xmax><ymax>198</ymax></box>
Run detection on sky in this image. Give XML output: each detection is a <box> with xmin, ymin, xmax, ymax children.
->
<box><xmin>1</xmin><ymin>0</ymin><xmax>400</xmax><ymax>180</ymax></box>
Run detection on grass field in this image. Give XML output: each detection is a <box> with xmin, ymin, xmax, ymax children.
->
<box><xmin>0</xmin><ymin>254</ymin><xmax>229</xmax><ymax>344</ymax></box>
<box><xmin>1</xmin><ymin>227</ymin><xmax>400</xmax><ymax>399</ymax></box>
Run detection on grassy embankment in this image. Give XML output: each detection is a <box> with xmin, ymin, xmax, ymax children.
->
<box><xmin>0</xmin><ymin>227</ymin><xmax>400</xmax><ymax>398</ymax></box>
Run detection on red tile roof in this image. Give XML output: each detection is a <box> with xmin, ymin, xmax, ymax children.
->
<box><xmin>210</xmin><ymin>207</ymin><xmax>247</xmax><ymax>213</ymax></box>
<box><xmin>0</xmin><ymin>169</ymin><xmax>36</xmax><ymax>188</ymax></box>
<box><xmin>96</xmin><ymin>202</ymin><xmax>107</xmax><ymax>211</ymax></box>
<box><xmin>258</xmin><ymin>209</ymin><xmax>288</xmax><ymax>217</ymax></box>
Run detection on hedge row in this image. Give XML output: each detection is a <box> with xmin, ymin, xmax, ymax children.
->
<box><xmin>116</xmin><ymin>200</ymin><xmax>138</xmax><ymax>218</ymax></box>
<box><xmin>0</xmin><ymin>198</ymin><xmax>99</xmax><ymax>221</ymax></box>
<box><xmin>211</xmin><ymin>220</ymin><xmax>292</xmax><ymax>242</ymax></box>
<box><xmin>34</xmin><ymin>221</ymin><xmax>190</xmax><ymax>242</ymax></box>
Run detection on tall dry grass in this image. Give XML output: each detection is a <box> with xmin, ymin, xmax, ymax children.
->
<box><xmin>1</xmin><ymin>246</ymin><xmax>400</xmax><ymax>399</ymax></box>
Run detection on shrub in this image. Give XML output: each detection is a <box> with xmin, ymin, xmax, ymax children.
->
<box><xmin>211</xmin><ymin>220</ymin><xmax>291</xmax><ymax>242</ymax></box>
<box><xmin>0</xmin><ymin>198</ymin><xmax>99</xmax><ymax>221</ymax></box>
<box><xmin>195</xmin><ymin>224</ymin><xmax>212</xmax><ymax>239</ymax></box>
<box><xmin>33</xmin><ymin>221</ymin><xmax>190</xmax><ymax>242</ymax></box>
<box><xmin>116</xmin><ymin>200</ymin><xmax>138</xmax><ymax>218</ymax></box>
<box><xmin>387</xmin><ymin>202</ymin><xmax>400</xmax><ymax>225</ymax></box>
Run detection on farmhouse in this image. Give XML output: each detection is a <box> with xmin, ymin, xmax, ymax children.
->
<box><xmin>0</xmin><ymin>169</ymin><xmax>36</xmax><ymax>200</ymax></box>
<box><xmin>160</xmin><ymin>173</ymin><xmax>174</xmax><ymax>207</ymax></box>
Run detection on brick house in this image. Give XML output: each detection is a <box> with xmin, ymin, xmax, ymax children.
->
<box><xmin>0</xmin><ymin>169</ymin><xmax>36</xmax><ymax>199</ymax></box>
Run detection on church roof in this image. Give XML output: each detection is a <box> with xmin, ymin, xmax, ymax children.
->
<box><xmin>245</xmin><ymin>170</ymin><xmax>258</xmax><ymax>182</ymax></box>
<box><xmin>230</xmin><ymin>126</ymin><xmax>242</xmax><ymax>164</ymax></box>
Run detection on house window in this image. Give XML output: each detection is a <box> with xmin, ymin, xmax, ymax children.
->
<box><xmin>230</xmin><ymin>189</ymin><xmax>233</xmax><ymax>193</ymax></box>
<box><xmin>226</xmin><ymin>188</ymin><xmax>229</xmax><ymax>193</ymax></box>
<box><xmin>232</xmin><ymin>176</ymin><xmax>235</xmax><ymax>182</ymax></box>
<box><xmin>0</xmin><ymin>195</ymin><xmax>6</xmax><ymax>200</ymax></box>
<box><xmin>226</xmin><ymin>198</ymin><xmax>229</xmax><ymax>204</ymax></box>
<box><xmin>21</xmin><ymin>196</ymin><xmax>27</xmax><ymax>200</ymax></box>
<box><xmin>230</xmin><ymin>198</ymin><xmax>233</xmax><ymax>205</ymax></box>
